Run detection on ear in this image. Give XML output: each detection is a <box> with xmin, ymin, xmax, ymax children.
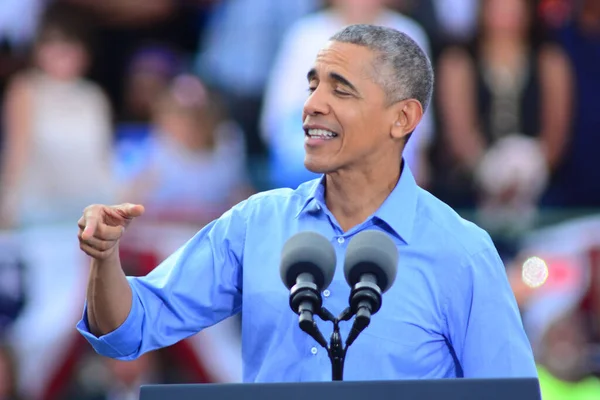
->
<box><xmin>390</xmin><ymin>99</ymin><xmax>424</xmax><ymax>140</ymax></box>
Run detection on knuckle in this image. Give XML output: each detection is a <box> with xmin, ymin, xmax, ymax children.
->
<box><xmin>94</xmin><ymin>223</ymin><xmax>106</xmax><ymax>236</ymax></box>
<box><xmin>84</xmin><ymin>204</ymin><xmax>102</xmax><ymax>216</ymax></box>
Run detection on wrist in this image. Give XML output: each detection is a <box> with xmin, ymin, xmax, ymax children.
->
<box><xmin>92</xmin><ymin>243</ymin><xmax>122</xmax><ymax>269</ymax></box>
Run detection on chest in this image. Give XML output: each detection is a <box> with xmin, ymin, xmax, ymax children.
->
<box><xmin>241</xmin><ymin>221</ymin><xmax>453</xmax><ymax>377</ymax></box>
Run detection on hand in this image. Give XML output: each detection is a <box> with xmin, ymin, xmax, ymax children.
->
<box><xmin>78</xmin><ymin>203</ymin><xmax>145</xmax><ymax>260</ymax></box>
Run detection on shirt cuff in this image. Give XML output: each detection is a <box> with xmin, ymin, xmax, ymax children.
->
<box><xmin>76</xmin><ymin>280</ymin><xmax>143</xmax><ymax>359</ymax></box>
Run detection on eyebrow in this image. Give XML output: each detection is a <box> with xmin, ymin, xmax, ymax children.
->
<box><xmin>307</xmin><ymin>68</ymin><xmax>359</xmax><ymax>94</ymax></box>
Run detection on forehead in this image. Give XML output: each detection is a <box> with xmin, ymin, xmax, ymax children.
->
<box><xmin>312</xmin><ymin>41</ymin><xmax>376</xmax><ymax>81</ymax></box>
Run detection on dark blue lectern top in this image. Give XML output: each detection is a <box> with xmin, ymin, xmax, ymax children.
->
<box><xmin>140</xmin><ymin>378</ymin><xmax>541</xmax><ymax>400</ymax></box>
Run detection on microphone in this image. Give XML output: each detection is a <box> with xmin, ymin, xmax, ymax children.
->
<box><xmin>280</xmin><ymin>231</ymin><xmax>336</xmax><ymax>347</ymax></box>
<box><xmin>343</xmin><ymin>230</ymin><xmax>398</xmax><ymax>345</ymax></box>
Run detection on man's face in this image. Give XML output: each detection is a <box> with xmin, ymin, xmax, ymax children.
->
<box><xmin>303</xmin><ymin>41</ymin><xmax>397</xmax><ymax>174</ymax></box>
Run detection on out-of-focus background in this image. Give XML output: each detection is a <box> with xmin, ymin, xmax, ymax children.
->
<box><xmin>0</xmin><ymin>0</ymin><xmax>598</xmax><ymax>399</ymax></box>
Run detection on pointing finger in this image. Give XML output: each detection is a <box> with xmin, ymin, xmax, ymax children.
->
<box><xmin>115</xmin><ymin>203</ymin><xmax>145</xmax><ymax>219</ymax></box>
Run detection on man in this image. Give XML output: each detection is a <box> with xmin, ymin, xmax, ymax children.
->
<box><xmin>77</xmin><ymin>25</ymin><xmax>537</xmax><ymax>381</ymax></box>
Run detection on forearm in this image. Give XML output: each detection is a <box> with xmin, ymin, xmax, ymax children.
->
<box><xmin>86</xmin><ymin>248</ymin><xmax>132</xmax><ymax>336</ymax></box>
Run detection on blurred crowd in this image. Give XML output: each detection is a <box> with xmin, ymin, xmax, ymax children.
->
<box><xmin>0</xmin><ymin>0</ymin><xmax>598</xmax><ymax>399</ymax></box>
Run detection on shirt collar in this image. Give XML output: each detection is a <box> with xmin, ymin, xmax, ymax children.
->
<box><xmin>294</xmin><ymin>162</ymin><xmax>419</xmax><ymax>244</ymax></box>
<box><xmin>295</xmin><ymin>176</ymin><xmax>326</xmax><ymax>218</ymax></box>
<box><xmin>374</xmin><ymin>162</ymin><xmax>418</xmax><ymax>244</ymax></box>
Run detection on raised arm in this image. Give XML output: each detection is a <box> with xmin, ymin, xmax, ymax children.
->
<box><xmin>77</xmin><ymin>200</ymin><xmax>248</xmax><ymax>360</ymax></box>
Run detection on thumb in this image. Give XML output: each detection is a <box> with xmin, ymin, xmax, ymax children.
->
<box><xmin>115</xmin><ymin>203</ymin><xmax>145</xmax><ymax>219</ymax></box>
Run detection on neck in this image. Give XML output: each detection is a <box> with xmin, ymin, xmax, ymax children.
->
<box><xmin>325</xmin><ymin>159</ymin><xmax>402</xmax><ymax>233</ymax></box>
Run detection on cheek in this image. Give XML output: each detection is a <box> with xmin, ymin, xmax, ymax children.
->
<box><xmin>341</xmin><ymin>107</ymin><xmax>385</xmax><ymax>148</ymax></box>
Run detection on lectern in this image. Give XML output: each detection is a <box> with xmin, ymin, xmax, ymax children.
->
<box><xmin>140</xmin><ymin>378</ymin><xmax>541</xmax><ymax>400</ymax></box>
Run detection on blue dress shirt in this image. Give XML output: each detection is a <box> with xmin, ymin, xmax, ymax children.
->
<box><xmin>77</xmin><ymin>165</ymin><xmax>538</xmax><ymax>381</ymax></box>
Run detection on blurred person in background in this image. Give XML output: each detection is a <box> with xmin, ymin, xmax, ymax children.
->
<box><xmin>58</xmin><ymin>0</ymin><xmax>202</xmax><ymax>113</ymax></box>
<box><xmin>0</xmin><ymin>342</ymin><xmax>21</xmax><ymax>400</ymax></box>
<box><xmin>0</xmin><ymin>2</ymin><xmax>115</xmax><ymax>229</ymax></box>
<box><xmin>119</xmin><ymin>45</ymin><xmax>183</xmax><ymax>125</ymax></box>
<box><xmin>541</xmin><ymin>0</ymin><xmax>600</xmax><ymax>208</ymax></box>
<box><xmin>114</xmin><ymin>45</ymin><xmax>184</xmax><ymax>179</ymax></box>
<box><xmin>196</xmin><ymin>0</ymin><xmax>322</xmax><ymax>189</ymax></box>
<box><xmin>435</xmin><ymin>0</ymin><xmax>573</xmax><ymax>229</ymax></box>
<box><xmin>119</xmin><ymin>74</ymin><xmax>252</xmax><ymax>227</ymax></box>
<box><xmin>260</xmin><ymin>0</ymin><xmax>434</xmax><ymax>190</ymax></box>
<box><xmin>0</xmin><ymin>4</ymin><xmax>116</xmax><ymax>398</ymax></box>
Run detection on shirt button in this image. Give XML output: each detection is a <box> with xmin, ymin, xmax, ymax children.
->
<box><xmin>337</xmin><ymin>237</ymin><xmax>345</xmax><ymax>244</ymax></box>
<box><xmin>323</xmin><ymin>289</ymin><xmax>330</xmax><ymax>297</ymax></box>
<box><xmin>310</xmin><ymin>347</ymin><xmax>318</xmax><ymax>355</ymax></box>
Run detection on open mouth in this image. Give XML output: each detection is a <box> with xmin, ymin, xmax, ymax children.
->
<box><xmin>305</xmin><ymin>128</ymin><xmax>339</xmax><ymax>139</ymax></box>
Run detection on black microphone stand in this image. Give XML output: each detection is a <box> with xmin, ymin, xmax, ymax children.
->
<box><xmin>303</xmin><ymin>305</ymin><xmax>372</xmax><ymax>381</ymax></box>
<box><xmin>290</xmin><ymin>277</ymin><xmax>383</xmax><ymax>380</ymax></box>
<box><xmin>318</xmin><ymin>307</ymin><xmax>351</xmax><ymax>380</ymax></box>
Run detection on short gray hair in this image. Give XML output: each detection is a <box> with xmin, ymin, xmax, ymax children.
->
<box><xmin>330</xmin><ymin>24</ymin><xmax>434</xmax><ymax>112</ymax></box>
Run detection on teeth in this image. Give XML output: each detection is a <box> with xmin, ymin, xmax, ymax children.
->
<box><xmin>308</xmin><ymin>129</ymin><xmax>337</xmax><ymax>139</ymax></box>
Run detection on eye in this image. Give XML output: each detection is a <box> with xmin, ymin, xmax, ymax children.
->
<box><xmin>334</xmin><ymin>89</ymin><xmax>350</xmax><ymax>97</ymax></box>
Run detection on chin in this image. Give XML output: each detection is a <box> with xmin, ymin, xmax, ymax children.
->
<box><xmin>304</xmin><ymin>157</ymin><xmax>333</xmax><ymax>174</ymax></box>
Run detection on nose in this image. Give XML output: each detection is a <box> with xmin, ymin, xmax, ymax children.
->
<box><xmin>303</xmin><ymin>86</ymin><xmax>330</xmax><ymax>118</ymax></box>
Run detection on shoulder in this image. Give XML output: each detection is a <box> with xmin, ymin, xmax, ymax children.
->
<box><xmin>413</xmin><ymin>189</ymin><xmax>506</xmax><ymax>307</ymax></box>
<box><xmin>79</xmin><ymin>79</ymin><xmax>109</xmax><ymax>100</ymax></box>
<box><xmin>5</xmin><ymin>71</ymin><xmax>36</xmax><ymax>98</ymax></box>
<box><xmin>415</xmin><ymin>188</ymin><xmax>495</xmax><ymax>259</ymax></box>
<box><xmin>227</xmin><ymin>179</ymin><xmax>321</xmax><ymax>220</ymax></box>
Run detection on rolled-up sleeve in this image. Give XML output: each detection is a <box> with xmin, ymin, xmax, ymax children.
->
<box><xmin>76</xmin><ymin>280</ymin><xmax>145</xmax><ymax>358</ymax></box>
<box><xmin>446</xmin><ymin>244</ymin><xmax>538</xmax><ymax>378</ymax></box>
<box><xmin>76</xmin><ymin>200</ymin><xmax>249</xmax><ymax>360</ymax></box>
